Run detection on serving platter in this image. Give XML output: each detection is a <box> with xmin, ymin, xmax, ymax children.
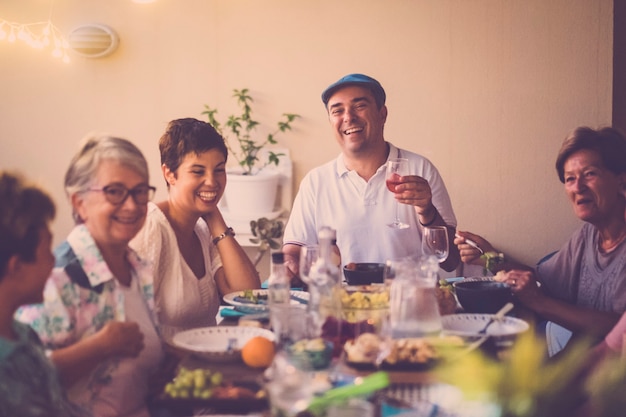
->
<box><xmin>170</xmin><ymin>326</ymin><xmax>275</xmax><ymax>362</ymax></box>
<box><xmin>223</xmin><ymin>289</ymin><xmax>309</xmax><ymax>314</ymax></box>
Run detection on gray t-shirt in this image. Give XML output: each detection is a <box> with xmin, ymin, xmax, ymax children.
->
<box><xmin>537</xmin><ymin>222</ymin><xmax>626</xmax><ymax>313</ymax></box>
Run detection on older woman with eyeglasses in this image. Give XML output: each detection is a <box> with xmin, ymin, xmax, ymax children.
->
<box><xmin>16</xmin><ymin>134</ymin><xmax>164</xmax><ymax>417</ymax></box>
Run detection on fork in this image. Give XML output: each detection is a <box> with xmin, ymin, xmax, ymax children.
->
<box><xmin>478</xmin><ymin>302</ymin><xmax>514</xmax><ymax>334</ymax></box>
<box><xmin>452</xmin><ymin>302</ymin><xmax>515</xmax><ymax>359</ymax></box>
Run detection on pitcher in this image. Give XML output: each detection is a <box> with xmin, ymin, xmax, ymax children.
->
<box><xmin>389</xmin><ymin>255</ymin><xmax>442</xmax><ymax>338</ymax></box>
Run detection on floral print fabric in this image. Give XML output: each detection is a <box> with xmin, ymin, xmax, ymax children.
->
<box><xmin>15</xmin><ymin>224</ymin><xmax>159</xmax><ymax>416</ymax></box>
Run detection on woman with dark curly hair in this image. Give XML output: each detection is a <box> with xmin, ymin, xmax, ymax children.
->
<box><xmin>0</xmin><ymin>171</ymin><xmax>85</xmax><ymax>417</ymax></box>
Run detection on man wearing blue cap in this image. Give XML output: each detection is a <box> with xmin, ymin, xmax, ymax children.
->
<box><xmin>283</xmin><ymin>73</ymin><xmax>460</xmax><ymax>282</ymax></box>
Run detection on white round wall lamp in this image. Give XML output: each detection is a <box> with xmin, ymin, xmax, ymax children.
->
<box><xmin>68</xmin><ymin>24</ymin><xmax>119</xmax><ymax>58</ymax></box>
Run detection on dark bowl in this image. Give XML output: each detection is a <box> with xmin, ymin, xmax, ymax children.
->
<box><xmin>453</xmin><ymin>277</ymin><xmax>512</xmax><ymax>314</ymax></box>
<box><xmin>343</xmin><ymin>263</ymin><xmax>385</xmax><ymax>285</ymax></box>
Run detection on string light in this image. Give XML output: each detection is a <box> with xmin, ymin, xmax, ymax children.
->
<box><xmin>0</xmin><ymin>18</ymin><xmax>70</xmax><ymax>63</ymax></box>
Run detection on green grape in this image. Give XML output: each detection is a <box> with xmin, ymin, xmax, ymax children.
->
<box><xmin>164</xmin><ymin>367</ymin><xmax>226</xmax><ymax>399</ymax></box>
<box><xmin>210</xmin><ymin>372</ymin><xmax>223</xmax><ymax>386</ymax></box>
<box><xmin>193</xmin><ymin>373</ymin><xmax>206</xmax><ymax>389</ymax></box>
<box><xmin>199</xmin><ymin>389</ymin><xmax>213</xmax><ymax>399</ymax></box>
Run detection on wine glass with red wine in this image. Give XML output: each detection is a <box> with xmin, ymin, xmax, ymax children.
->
<box><xmin>385</xmin><ymin>158</ymin><xmax>410</xmax><ymax>229</ymax></box>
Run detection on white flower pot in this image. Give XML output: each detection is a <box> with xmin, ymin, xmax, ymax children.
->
<box><xmin>223</xmin><ymin>169</ymin><xmax>280</xmax><ymax>217</ymax></box>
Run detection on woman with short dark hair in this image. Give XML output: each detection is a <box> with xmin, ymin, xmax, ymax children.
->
<box><xmin>131</xmin><ymin>118</ymin><xmax>259</xmax><ymax>340</ymax></box>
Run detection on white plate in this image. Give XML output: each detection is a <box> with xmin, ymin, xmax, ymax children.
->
<box><xmin>223</xmin><ymin>289</ymin><xmax>309</xmax><ymax>314</ymax></box>
<box><xmin>441</xmin><ymin>314</ymin><xmax>529</xmax><ymax>337</ymax></box>
<box><xmin>170</xmin><ymin>326</ymin><xmax>275</xmax><ymax>362</ymax></box>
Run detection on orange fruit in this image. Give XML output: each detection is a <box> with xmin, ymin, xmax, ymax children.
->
<box><xmin>241</xmin><ymin>336</ymin><xmax>275</xmax><ymax>368</ymax></box>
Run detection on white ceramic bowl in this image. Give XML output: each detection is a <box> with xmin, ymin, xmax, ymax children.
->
<box><xmin>170</xmin><ymin>326</ymin><xmax>275</xmax><ymax>362</ymax></box>
<box><xmin>441</xmin><ymin>314</ymin><xmax>529</xmax><ymax>338</ymax></box>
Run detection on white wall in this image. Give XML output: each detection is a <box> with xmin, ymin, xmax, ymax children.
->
<box><xmin>0</xmin><ymin>0</ymin><xmax>613</xmax><ymax>273</ymax></box>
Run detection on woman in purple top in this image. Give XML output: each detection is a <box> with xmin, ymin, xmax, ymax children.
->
<box><xmin>456</xmin><ymin>126</ymin><xmax>626</xmax><ymax>355</ymax></box>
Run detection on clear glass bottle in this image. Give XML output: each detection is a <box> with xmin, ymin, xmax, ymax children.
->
<box><xmin>308</xmin><ymin>226</ymin><xmax>343</xmax><ymax>355</ymax></box>
<box><xmin>268</xmin><ymin>251</ymin><xmax>291</xmax><ymax>344</ymax></box>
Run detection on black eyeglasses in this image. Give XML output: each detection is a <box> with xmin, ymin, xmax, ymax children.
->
<box><xmin>88</xmin><ymin>184</ymin><xmax>156</xmax><ymax>205</ymax></box>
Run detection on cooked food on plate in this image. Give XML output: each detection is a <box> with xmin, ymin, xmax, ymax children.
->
<box><xmin>340</xmin><ymin>286</ymin><xmax>389</xmax><ymax>310</ymax></box>
<box><xmin>436</xmin><ymin>280</ymin><xmax>457</xmax><ymax>315</ymax></box>
<box><xmin>344</xmin><ymin>333</ymin><xmax>464</xmax><ymax>367</ymax></box>
<box><xmin>343</xmin><ymin>333</ymin><xmax>383</xmax><ymax>363</ymax></box>
<box><xmin>385</xmin><ymin>338</ymin><xmax>438</xmax><ymax>365</ymax></box>
<box><xmin>234</xmin><ymin>289</ymin><xmax>267</xmax><ymax>305</ymax></box>
<box><xmin>494</xmin><ymin>270</ymin><xmax>507</xmax><ymax>282</ymax></box>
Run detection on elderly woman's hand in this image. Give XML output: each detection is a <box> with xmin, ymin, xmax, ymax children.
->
<box><xmin>501</xmin><ymin>269</ymin><xmax>542</xmax><ymax>303</ymax></box>
<box><xmin>99</xmin><ymin>321</ymin><xmax>145</xmax><ymax>358</ymax></box>
<box><xmin>454</xmin><ymin>231</ymin><xmax>496</xmax><ymax>265</ymax></box>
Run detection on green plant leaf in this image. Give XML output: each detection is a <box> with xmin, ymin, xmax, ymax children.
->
<box><xmin>436</xmin><ymin>331</ymin><xmax>607</xmax><ymax>417</ymax></box>
<box><xmin>203</xmin><ymin>89</ymin><xmax>299</xmax><ymax>175</ymax></box>
<box><xmin>268</xmin><ymin>238</ymin><xmax>281</xmax><ymax>250</ymax></box>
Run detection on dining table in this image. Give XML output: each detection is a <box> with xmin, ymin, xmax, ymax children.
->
<box><xmin>153</xmin><ymin>290</ymin><xmax>533</xmax><ymax>417</ymax></box>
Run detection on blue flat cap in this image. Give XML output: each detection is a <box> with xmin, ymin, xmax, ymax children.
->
<box><xmin>321</xmin><ymin>73</ymin><xmax>386</xmax><ymax>108</ymax></box>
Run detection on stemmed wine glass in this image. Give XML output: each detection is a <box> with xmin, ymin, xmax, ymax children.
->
<box><xmin>422</xmin><ymin>226</ymin><xmax>449</xmax><ymax>263</ymax></box>
<box><xmin>385</xmin><ymin>158</ymin><xmax>410</xmax><ymax>229</ymax></box>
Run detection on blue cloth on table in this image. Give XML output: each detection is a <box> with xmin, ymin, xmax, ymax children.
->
<box><xmin>219</xmin><ymin>307</ymin><xmax>247</xmax><ymax>318</ymax></box>
<box><xmin>260</xmin><ymin>280</ymin><xmax>303</xmax><ymax>291</ymax></box>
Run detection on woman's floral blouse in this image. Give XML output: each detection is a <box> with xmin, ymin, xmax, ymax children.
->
<box><xmin>14</xmin><ymin>224</ymin><xmax>159</xmax><ymax>411</ymax></box>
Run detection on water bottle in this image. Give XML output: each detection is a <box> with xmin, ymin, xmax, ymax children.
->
<box><xmin>308</xmin><ymin>226</ymin><xmax>343</xmax><ymax>355</ymax></box>
<box><xmin>268</xmin><ymin>252</ymin><xmax>290</xmax><ymax>344</ymax></box>
<box><xmin>389</xmin><ymin>255</ymin><xmax>442</xmax><ymax>338</ymax></box>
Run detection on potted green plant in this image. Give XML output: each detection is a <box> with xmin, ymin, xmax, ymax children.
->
<box><xmin>202</xmin><ymin>88</ymin><xmax>300</xmax><ymax>176</ymax></box>
<box><xmin>249</xmin><ymin>217</ymin><xmax>285</xmax><ymax>267</ymax></box>
<box><xmin>202</xmin><ymin>88</ymin><xmax>300</xmax><ymax>217</ymax></box>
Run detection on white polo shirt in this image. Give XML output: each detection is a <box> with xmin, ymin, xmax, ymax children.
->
<box><xmin>283</xmin><ymin>142</ymin><xmax>457</xmax><ymax>264</ymax></box>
